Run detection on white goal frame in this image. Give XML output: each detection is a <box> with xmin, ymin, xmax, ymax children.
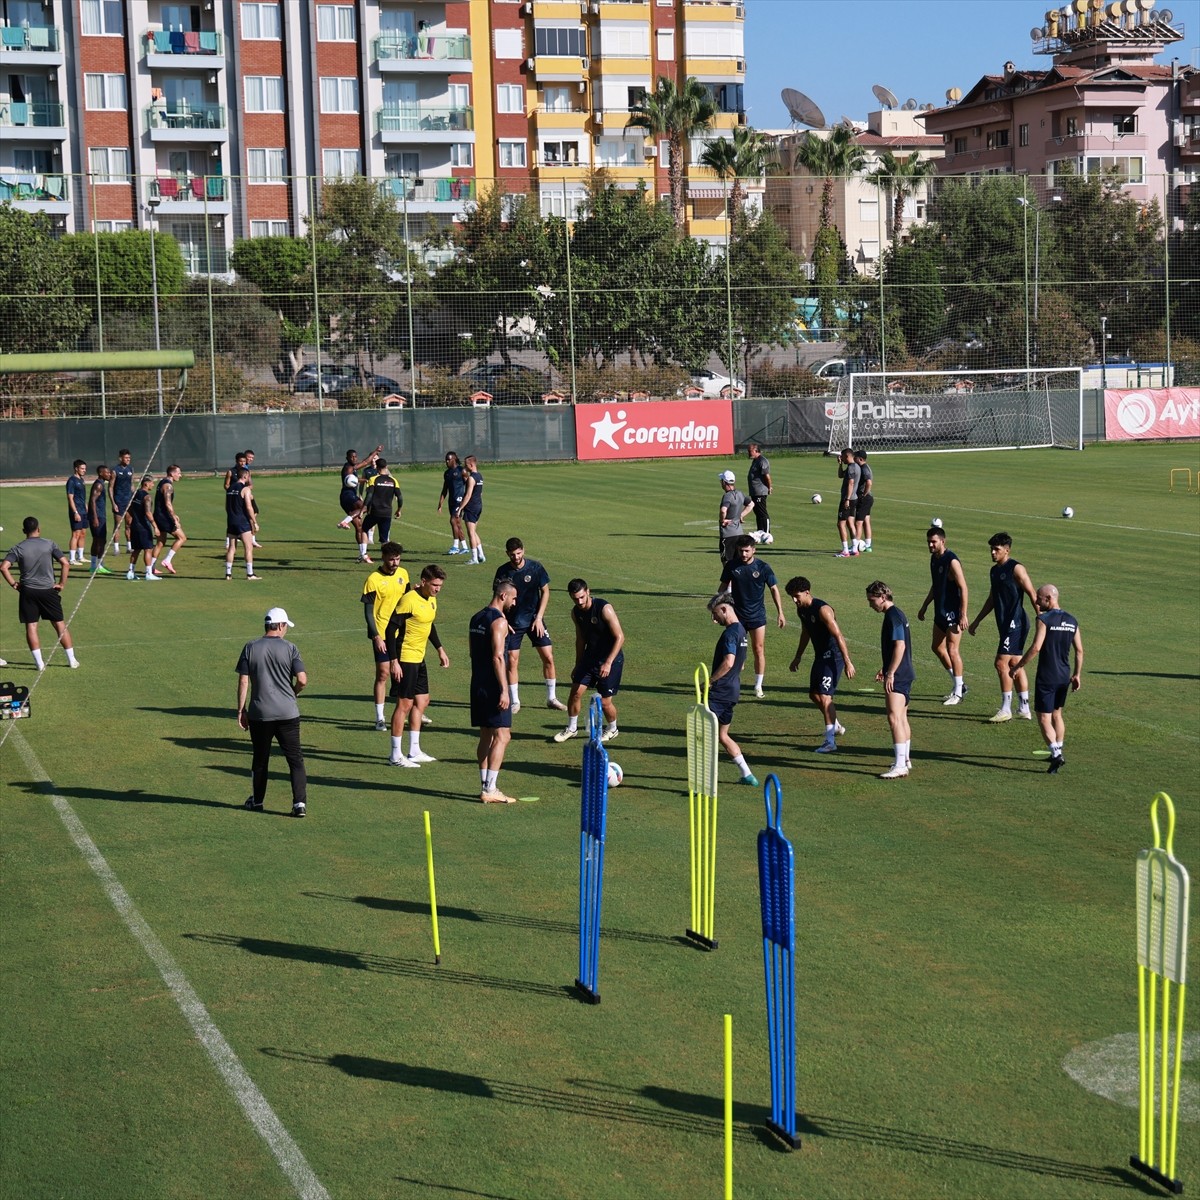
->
<box><xmin>827</xmin><ymin>367</ymin><xmax>1084</xmax><ymax>455</ymax></box>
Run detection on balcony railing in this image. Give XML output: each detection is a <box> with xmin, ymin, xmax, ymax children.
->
<box><xmin>0</xmin><ymin>101</ymin><xmax>64</xmax><ymax>127</ymax></box>
<box><xmin>375</xmin><ymin>106</ymin><xmax>474</xmax><ymax>133</ymax></box>
<box><xmin>145</xmin><ymin>103</ymin><xmax>227</xmax><ymax>131</ymax></box>
<box><xmin>142</xmin><ymin>28</ymin><xmax>223</xmax><ymax>57</ymax></box>
<box><xmin>0</xmin><ymin>172</ymin><xmax>68</xmax><ymax>201</ymax></box>
<box><xmin>149</xmin><ymin>175</ymin><xmax>228</xmax><ymax>203</ymax></box>
<box><xmin>378</xmin><ymin>176</ymin><xmax>477</xmax><ymax>203</ymax></box>
<box><xmin>373</xmin><ymin>32</ymin><xmax>470</xmax><ymax>63</ymax></box>
<box><xmin>0</xmin><ymin>24</ymin><xmax>60</xmax><ymax>51</ymax></box>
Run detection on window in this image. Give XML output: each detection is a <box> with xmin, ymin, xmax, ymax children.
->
<box><xmin>449</xmin><ymin>84</ymin><xmax>470</xmax><ymax>110</ymax></box>
<box><xmin>656</xmin><ymin>29</ymin><xmax>674</xmax><ymax>60</ymax></box>
<box><xmin>534</xmin><ymin>26</ymin><xmax>586</xmax><ymax>57</ymax></box>
<box><xmin>317</xmin><ymin>4</ymin><xmax>355</xmax><ymax>40</ymax></box>
<box><xmin>84</xmin><ymin>74</ymin><xmax>127</xmax><ymax>110</ymax></box>
<box><xmin>322</xmin><ymin>148</ymin><xmax>361</xmax><ymax>177</ymax></box>
<box><xmin>250</xmin><ymin>220</ymin><xmax>290</xmax><ymax>237</ymax></box>
<box><xmin>497</xmin><ymin>84</ymin><xmax>524</xmax><ymax>114</ymax></box>
<box><xmin>684</xmin><ymin>24</ymin><xmax>743</xmax><ymax>58</ymax></box>
<box><xmin>627</xmin><ymin>86</ymin><xmax>647</xmax><ymax>110</ymax></box>
<box><xmin>598</xmin><ymin>138</ymin><xmax>641</xmax><ymax>166</ymax></box>
<box><xmin>81</xmin><ymin>0</ymin><xmax>124</xmax><ymax>35</ymax></box>
<box><xmin>1114</xmin><ymin>113</ymin><xmax>1137</xmax><ymax>135</ymax></box>
<box><xmin>1085</xmin><ymin>154</ymin><xmax>1144</xmax><ymax>183</ymax></box>
<box><xmin>1019</xmin><ymin>123</ymin><xmax>1029</xmax><ymax>147</ymax></box>
<box><xmin>953</xmin><ymin>136</ymin><xmax>967</xmax><ymax>153</ymax></box>
<box><xmin>860</xmin><ymin>239</ymin><xmax>880</xmax><ymax>261</ymax></box>
<box><xmin>985</xmin><ymin>128</ymin><xmax>1009</xmax><ymax>149</ymax></box>
<box><xmin>242</xmin><ymin>3</ymin><xmax>281</xmax><ymax>39</ymax></box>
<box><xmin>858</xmin><ymin>198</ymin><xmax>879</xmax><ymax>224</ymax></box>
<box><xmin>93</xmin><ymin>220</ymin><xmax>133</xmax><ymax>233</ymax></box>
<box><xmin>89</xmin><ymin>147</ymin><xmax>130</xmax><ymax>182</ymax></box>
<box><xmin>499</xmin><ymin>140</ymin><xmax>527</xmax><ymax>168</ymax></box>
<box><xmin>450</xmin><ymin>144</ymin><xmax>473</xmax><ymax>168</ymax></box>
<box><xmin>247</xmin><ymin>148</ymin><xmax>288</xmax><ymax>182</ymax></box>
<box><xmin>599</xmin><ymin>25</ymin><xmax>648</xmax><ymax>57</ymax></box>
<box><xmin>320</xmin><ymin>77</ymin><xmax>359</xmax><ymax>113</ymax></box>
<box><xmin>1065</xmin><ymin>116</ymin><xmax>1078</xmax><ymax>137</ymax></box>
<box><xmin>539</xmin><ymin>187</ymin><xmax>586</xmax><ymax>219</ymax></box>
<box><xmin>160</xmin><ymin>4</ymin><xmax>198</xmax><ymax>32</ymax></box>
<box><xmin>542</xmin><ymin>86</ymin><xmax>572</xmax><ymax>113</ymax></box>
<box><xmin>494</xmin><ymin>28</ymin><xmax>523</xmax><ymax>59</ymax></box>
<box><xmin>245</xmin><ymin>76</ymin><xmax>284</xmax><ymax>113</ymax></box>
<box><xmin>385</xmin><ymin>151</ymin><xmax>420</xmax><ymax>176</ymax></box>
<box><xmin>541</xmin><ymin>139</ymin><xmax>579</xmax><ymax>165</ymax></box>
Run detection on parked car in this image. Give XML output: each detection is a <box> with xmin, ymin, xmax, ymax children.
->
<box><xmin>458</xmin><ymin>363</ymin><xmax>548</xmax><ymax>403</ymax></box>
<box><xmin>293</xmin><ymin>364</ymin><xmax>353</xmax><ymax>394</ymax></box>
<box><xmin>688</xmin><ymin>369</ymin><xmax>745</xmax><ymax>398</ymax></box>
<box><xmin>327</xmin><ymin>373</ymin><xmax>405</xmax><ymax>397</ymax></box>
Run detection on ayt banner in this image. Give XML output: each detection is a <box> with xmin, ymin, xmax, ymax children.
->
<box><xmin>574</xmin><ymin>399</ymin><xmax>734</xmax><ymax>461</ymax></box>
<box><xmin>1104</xmin><ymin>388</ymin><xmax>1200</xmax><ymax>441</ymax></box>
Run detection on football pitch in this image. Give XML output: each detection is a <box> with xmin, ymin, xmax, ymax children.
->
<box><xmin>1</xmin><ymin>441</ymin><xmax>1197</xmax><ymax>1199</ymax></box>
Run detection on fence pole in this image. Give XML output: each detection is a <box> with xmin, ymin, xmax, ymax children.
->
<box><xmin>89</xmin><ymin>172</ymin><xmax>107</xmax><ymax>419</ymax></box>
<box><xmin>309</xmin><ymin>174</ymin><xmax>323</xmax><ymax>414</ymax></box>
<box><xmin>204</xmin><ymin>185</ymin><xmax>217</xmax><ymax>414</ymax></box>
<box><xmin>563</xmin><ymin>178</ymin><xmax>578</xmax><ymax>404</ymax></box>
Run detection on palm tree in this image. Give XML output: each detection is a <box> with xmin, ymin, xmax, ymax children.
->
<box><xmin>628</xmin><ymin>76</ymin><xmax>717</xmax><ymax>230</ymax></box>
<box><xmin>870</xmin><ymin>149</ymin><xmax>939</xmax><ymax>244</ymax></box>
<box><xmin>793</xmin><ymin>125</ymin><xmax>865</xmax><ymax>231</ymax></box>
<box><xmin>699</xmin><ymin>125</ymin><xmax>772</xmax><ymax>217</ymax></box>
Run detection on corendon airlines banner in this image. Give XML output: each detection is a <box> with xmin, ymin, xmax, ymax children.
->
<box><xmin>1105</xmin><ymin>388</ymin><xmax>1200</xmax><ymax>441</ymax></box>
<box><xmin>574</xmin><ymin>399</ymin><xmax>734</xmax><ymax>461</ymax></box>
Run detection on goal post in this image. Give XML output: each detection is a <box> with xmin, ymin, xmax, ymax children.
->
<box><xmin>827</xmin><ymin>367</ymin><xmax>1084</xmax><ymax>455</ymax></box>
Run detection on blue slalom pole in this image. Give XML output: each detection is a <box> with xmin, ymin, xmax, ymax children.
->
<box><xmin>575</xmin><ymin>695</ymin><xmax>609</xmax><ymax>1003</ymax></box>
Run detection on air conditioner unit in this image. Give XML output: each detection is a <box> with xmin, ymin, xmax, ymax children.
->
<box><xmin>580</xmin><ymin>56</ymin><xmax>589</xmax><ymax>69</ymax></box>
<box><xmin>593</xmin><ymin>135</ymin><xmax>601</xmax><ymax>147</ymax></box>
<box><xmin>1175</xmin><ymin>130</ymin><xmax>1187</xmax><ymax>147</ymax></box>
<box><xmin>520</xmin><ymin>2</ymin><xmax>532</xmax><ymax>14</ymax></box>
<box><xmin>525</xmin><ymin>57</ymin><xmax>536</xmax><ymax>71</ymax></box>
<box><xmin>645</xmin><ymin>145</ymin><xmax>657</xmax><ymax>157</ymax></box>
<box><xmin>590</xmin><ymin>1</ymin><xmax>600</xmax><ymax>12</ymax></box>
<box><xmin>736</xmin><ymin>59</ymin><xmax>745</xmax><ymax>72</ymax></box>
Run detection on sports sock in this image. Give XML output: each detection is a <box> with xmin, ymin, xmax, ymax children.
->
<box><xmin>1018</xmin><ymin>691</ymin><xmax>1030</xmax><ymax>709</ymax></box>
<box><xmin>483</xmin><ymin>769</ymin><xmax>498</xmax><ymax>792</ymax></box>
<box><xmin>245</xmin><ymin>562</ymin><xmax>254</xmax><ymax>576</ymax></box>
<box><xmin>545</xmin><ymin>679</ymin><xmax>557</xmax><ymax>700</ymax></box>
<box><xmin>565</xmin><ymin>717</ymin><xmax>578</xmax><ymax>733</ymax></box>
<box><xmin>841</xmin><ymin>540</ymin><xmax>849</xmax><ymax>552</ymax></box>
<box><xmin>904</xmin><ymin>739</ymin><xmax>911</xmax><ymax>762</ymax></box>
<box><xmin>90</xmin><ymin>555</ymin><xmax>97</xmax><ymax>570</ymax></box>
<box><xmin>754</xmin><ymin>673</ymin><xmax>764</xmax><ymax>689</ymax></box>
<box><xmin>733</xmin><ymin>753</ymin><xmax>749</xmax><ymax>774</ymax></box>
<box><xmin>408</xmin><ymin>731</ymin><xmax>421</xmax><ymax>755</ymax></box>
<box><xmin>375</xmin><ymin>703</ymin><xmax>385</xmax><ymax>721</ymax></box>
<box><xmin>893</xmin><ymin>743</ymin><xmax>906</xmax><ymax>769</ymax></box>
<box><xmin>144</xmin><ymin>566</ymin><xmax>155</xmax><ymax>579</ymax></box>
<box><xmin>391</xmin><ymin>735</ymin><xmax>404</xmax><ymax>758</ymax></box>
<box><xmin>824</xmin><ymin>723</ymin><xmax>835</xmax><ymax>737</ymax></box>
<box><xmin>32</xmin><ymin>649</ymin><xmax>45</xmax><ymax>669</ymax></box>
<box><xmin>953</xmin><ymin>675</ymin><xmax>964</xmax><ymax>695</ymax></box>
<box><xmin>163</xmin><ymin>549</ymin><xmax>176</xmax><ymax>566</ymax></box>
<box><xmin>865</xmin><ymin>539</ymin><xmax>872</xmax><ymax>549</ymax></box>
<box><xmin>225</xmin><ymin>565</ymin><xmax>233</xmax><ymax>578</ymax></box>
<box><xmin>65</xmin><ymin>647</ymin><xmax>78</xmax><ymax>667</ymax></box>
<box><xmin>1000</xmin><ymin>691</ymin><xmax>1012</xmax><ymax>712</ymax></box>
<box><xmin>509</xmin><ymin>684</ymin><xmax>519</xmax><ymax>704</ymax></box>
<box><xmin>148</xmin><ymin>556</ymin><xmax>158</xmax><ymax>572</ymax></box>
<box><xmin>605</xmin><ymin>721</ymin><xmax>617</xmax><ymax>734</ymax></box>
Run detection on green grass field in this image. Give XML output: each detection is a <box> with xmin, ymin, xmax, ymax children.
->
<box><xmin>1</xmin><ymin>442</ymin><xmax>1197</xmax><ymax>1199</ymax></box>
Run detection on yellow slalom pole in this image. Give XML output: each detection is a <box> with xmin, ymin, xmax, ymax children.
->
<box><xmin>724</xmin><ymin>1013</ymin><xmax>733</xmax><ymax>1200</ymax></box>
<box><xmin>1137</xmin><ymin>965</ymin><xmax>1149</xmax><ymax>1163</ymax></box>
<box><xmin>423</xmin><ymin>810</ymin><xmax>441</xmax><ymax>964</ymax></box>
<box><xmin>1168</xmin><ymin>985</ymin><xmax>1186</xmax><ymax>1178</ymax></box>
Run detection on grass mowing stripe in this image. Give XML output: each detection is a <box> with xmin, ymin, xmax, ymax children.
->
<box><xmin>10</xmin><ymin>726</ymin><xmax>331</xmax><ymax>1200</ymax></box>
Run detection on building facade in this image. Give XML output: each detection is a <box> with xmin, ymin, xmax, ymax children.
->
<box><xmin>0</xmin><ymin>0</ymin><xmax>747</xmax><ymax>270</ymax></box>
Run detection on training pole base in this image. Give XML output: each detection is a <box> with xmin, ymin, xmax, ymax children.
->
<box><xmin>1130</xmin><ymin>1157</ymin><xmax>1183</xmax><ymax>1194</ymax></box>
<box><xmin>765</xmin><ymin>1121</ymin><xmax>801</xmax><ymax>1151</ymax></box>
<box><xmin>573</xmin><ymin>979</ymin><xmax>601</xmax><ymax>1005</ymax></box>
<box><xmin>684</xmin><ymin>928</ymin><xmax>718</xmax><ymax>950</ymax></box>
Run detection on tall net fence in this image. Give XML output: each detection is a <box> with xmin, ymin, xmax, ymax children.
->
<box><xmin>1</xmin><ymin>170</ymin><xmax>1197</xmax><ymax>420</ymax></box>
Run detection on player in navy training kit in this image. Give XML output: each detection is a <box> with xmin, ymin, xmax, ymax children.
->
<box><xmin>438</xmin><ymin>452</ymin><xmax>468</xmax><ymax>554</ymax></box>
<box><xmin>111</xmin><ymin>449</ymin><xmax>134</xmax><ymax>553</ymax></box>
<box><xmin>706</xmin><ymin>594</ymin><xmax>758</xmax><ymax>786</ymax></box>
<box><xmin>224</xmin><ymin>468</ymin><xmax>260</xmax><ymax>581</ymax></box>
<box><xmin>554</xmin><ymin>578</ymin><xmax>625</xmax><ymax>743</ymax></box>
<box><xmin>867</xmin><ymin>580</ymin><xmax>915</xmax><ymax>778</ymax></box>
<box><xmin>87</xmin><ymin>466</ymin><xmax>114</xmax><ymax>574</ymax></box>
<box><xmin>1014</xmin><ymin>585</ymin><xmax>1083</xmax><ymax>774</ymax></box>
<box><xmin>126</xmin><ymin>475</ymin><xmax>160</xmax><ymax>580</ymax></box>
<box><xmin>718</xmin><ymin>534</ymin><xmax>786</xmax><ymax>697</ymax></box>
<box><xmin>918</xmin><ymin>526</ymin><xmax>969</xmax><ymax>704</ymax></box>
<box><xmin>336</xmin><ymin>446</ymin><xmax>382</xmax><ymax>560</ymax></box>
<box><xmin>492</xmin><ymin>537</ymin><xmax>565</xmax><ymax>712</ymax></box>
<box><xmin>458</xmin><ymin>455</ymin><xmax>486</xmax><ymax>564</ymax></box>
<box><xmin>361</xmin><ymin>459</ymin><xmax>401</xmax><ymax>548</ymax></box>
<box><xmin>66</xmin><ymin>459</ymin><xmax>88</xmax><ymax>563</ymax></box>
<box><xmin>469</xmin><ymin>579</ymin><xmax>517</xmax><ymax>803</ymax></box>
<box><xmin>786</xmin><ymin>576</ymin><xmax>856</xmax><ymax>753</ymax></box>
<box><xmin>968</xmin><ymin>532</ymin><xmax>1037</xmax><ymax>723</ymax></box>
<box><xmin>152</xmin><ymin>465</ymin><xmax>186</xmax><ymax>575</ymax></box>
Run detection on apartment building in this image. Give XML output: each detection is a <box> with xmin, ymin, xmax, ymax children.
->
<box><xmin>0</xmin><ymin>0</ymin><xmax>746</xmax><ymax>271</ymax></box>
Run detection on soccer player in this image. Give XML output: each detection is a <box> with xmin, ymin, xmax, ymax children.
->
<box><xmin>1</xmin><ymin>516</ymin><xmax>80</xmax><ymax>670</ymax></box>
<box><xmin>437</xmin><ymin>451</ymin><xmax>468</xmax><ymax>554</ymax></box>
<box><xmin>469</xmin><ymin>579</ymin><xmax>517</xmax><ymax>803</ymax></box>
<box><xmin>87</xmin><ymin>465</ymin><xmax>114</xmax><ymax>575</ymax></box>
<box><xmin>126</xmin><ymin>475</ymin><xmax>160</xmax><ymax>581</ymax></box>
<box><xmin>835</xmin><ymin>448</ymin><xmax>860</xmax><ymax>557</ymax></box>
<box><xmin>706</xmin><ymin>593</ymin><xmax>758</xmax><ymax>786</ymax></box>
<box><xmin>492</xmin><ymin>537</ymin><xmax>566</xmax><ymax>713</ymax></box>
<box><xmin>457</xmin><ymin>455</ymin><xmax>486</xmax><ymax>564</ymax></box>
<box><xmin>852</xmin><ymin>449</ymin><xmax>873</xmax><ymax>553</ymax></box>
<box><xmin>718</xmin><ymin>533</ymin><xmax>786</xmax><ymax>698</ymax></box>
<box><xmin>151</xmin><ymin>465</ymin><xmax>186</xmax><ymax>576</ymax></box>
<box><xmin>111</xmin><ymin>449</ymin><xmax>134</xmax><ymax>553</ymax></box>
<box><xmin>866</xmin><ymin>580</ymin><xmax>915</xmax><ymax>779</ymax></box>
<box><xmin>917</xmin><ymin>525</ymin><xmax>969</xmax><ymax>704</ymax></box>
<box><xmin>1013</xmin><ymin>584</ymin><xmax>1084</xmax><ymax>775</ymax></box>
<box><xmin>385</xmin><ymin>564</ymin><xmax>450</xmax><ymax>767</ymax></box>
<box><xmin>967</xmin><ymin>532</ymin><xmax>1037</xmax><ymax>722</ymax></box>
<box><xmin>554</xmin><ymin>578</ymin><xmax>625</xmax><ymax>743</ymax></box>
<box><xmin>786</xmin><ymin>576</ymin><xmax>856</xmax><ymax>753</ymax></box>
<box><xmin>746</xmin><ymin>442</ymin><xmax>773</xmax><ymax>541</ymax></box>
<box><xmin>336</xmin><ymin>446</ymin><xmax>381</xmax><ymax>558</ymax></box>
<box><xmin>65</xmin><ymin>459</ymin><xmax>88</xmax><ymax>564</ymax></box>
<box><xmin>222</xmin><ymin>451</ymin><xmax>248</xmax><ymax>552</ymax></box>
<box><xmin>362</xmin><ymin>542</ymin><xmax>410</xmax><ymax>730</ymax></box>
<box><xmin>224</xmin><ymin>467</ymin><xmax>261</xmax><ymax>582</ymax></box>
<box><xmin>361</xmin><ymin>459</ymin><xmax>401</xmax><ymax>551</ymax></box>
<box><xmin>717</xmin><ymin>470</ymin><xmax>753</xmax><ymax>562</ymax></box>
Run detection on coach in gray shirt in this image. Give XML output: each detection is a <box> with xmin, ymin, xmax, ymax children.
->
<box><xmin>0</xmin><ymin>516</ymin><xmax>80</xmax><ymax>671</ymax></box>
<box><xmin>717</xmin><ymin>470</ymin><xmax>753</xmax><ymax>563</ymax></box>
<box><xmin>236</xmin><ymin>606</ymin><xmax>308</xmax><ymax>817</ymax></box>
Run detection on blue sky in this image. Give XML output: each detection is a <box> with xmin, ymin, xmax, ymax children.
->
<box><xmin>742</xmin><ymin>0</ymin><xmax>1198</xmax><ymax>130</ymax></box>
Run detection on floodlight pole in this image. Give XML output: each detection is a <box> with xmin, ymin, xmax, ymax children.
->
<box><xmin>145</xmin><ymin>195</ymin><xmax>163</xmax><ymax>416</ymax></box>
<box><xmin>403</xmin><ymin>178</ymin><xmax>420</xmax><ymax>405</ymax></box>
<box><xmin>1018</xmin><ymin>192</ymin><xmax>1031</xmax><ymax>374</ymax></box>
<box><xmin>1100</xmin><ymin>315</ymin><xmax>1108</xmax><ymax>390</ymax></box>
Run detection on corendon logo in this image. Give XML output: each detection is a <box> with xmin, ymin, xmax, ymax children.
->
<box><xmin>575</xmin><ymin>399</ymin><xmax>734</xmax><ymax>461</ymax></box>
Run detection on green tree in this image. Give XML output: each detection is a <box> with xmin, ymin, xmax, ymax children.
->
<box><xmin>627</xmin><ymin>76</ymin><xmax>717</xmax><ymax>230</ymax></box>
<box><xmin>1170</xmin><ymin>184</ymin><xmax>1200</xmax><ymax>342</ymax></box>
<box><xmin>870</xmin><ymin>150</ymin><xmax>939</xmax><ymax>245</ymax></box>
<box><xmin>160</xmin><ymin>279</ymin><xmax>281</xmax><ymax>367</ymax></box>
<box><xmin>61</xmin><ymin>229</ymin><xmax>186</xmax><ymax>321</ymax></box>
<box><xmin>884</xmin><ymin>243</ymin><xmax>944</xmax><ymax>353</ymax></box>
<box><xmin>699</xmin><ymin>125</ymin><xmax>772</xmax><ymax>216</ymax></box>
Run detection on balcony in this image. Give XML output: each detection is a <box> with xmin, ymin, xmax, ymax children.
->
<box><xmin>0</xmin><ymin>171</ymin><xmax>69</xmax><ymax>213</ymax></box>
<box><xmin>373</xmin><ymin>32</ymin><xmax>470</xmax><ymax>73</ymax></box>
<box><xmin>0</xmin><ymin>23</ymin><xmax>64</xmax><ymax>65</ymax></box>
<box><xmin>145</xmin><ymin>102</ymin><xmax>228</xmax><ymax>142</ymax></box>
<box><xmin>143</xmin><ymin>28</ymin><xmax>225</xmax><ymax>71</ymax></box>
<box><xmin>149</xmin><ymin>174</ymin><xmax>232</xmax><ymax>213</ymax></box>
<box><xmin>375</xmin><ymin>105</ymin><xmax>474</xmax><ymax>144</ymax></box>
<box><xmin>532</xmin><ymin>56</ymin><xmax>588</xmax><ymax>81</ymax></box>
<box><xmin>0</xmin><ymin>101</ymin><xmax>66</xmax><ymax>139</ymax></box>
<box><xmin>378</xmin><ymin>176</ymin><xmax>477</xmax><ymax>209</ymax></box>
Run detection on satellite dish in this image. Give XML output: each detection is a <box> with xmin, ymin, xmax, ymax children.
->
<box><xmin>946</xmin><ymin>86</ymin><xmax>963</xmax><ymax>102</ymax></box>
<box><xmin>903</xmin><ymin>98</ymin><xmax>918</xmax><ymax>110</ymax></box>
<box><xmin>1160</xmin><ymin>6</ymin><xmax>1172</xmax><ymax>17</ymax></box>
<box><xmin>781</xmin><ymin>87</ymin><xmax>826</xmax><ymax>129</ymax></box>
<box><xmin>872</xmin><ymin>83</ymin><xmax>899</xmax><ymax>109</ymax></box>
<box><xmin>1031</xmin><ymin>25</ymin><xmax>1046</xmax><ymax>37</ymax></box>
<box><xmin>840</xmin><ymin>115</ymin><xmax>857</xmax><ymax>128</ymax></box>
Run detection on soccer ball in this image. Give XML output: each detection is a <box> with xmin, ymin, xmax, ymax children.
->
<box><xmin>344</xmin><ymin>473</ymin><xmax>359</xmax><ymax>489</ymax></box>
<box><xmin>1062</xmin><ymin>506</ymin><xmax>1074</xmax><ymax>519</ymax></box>
<box><xmin>811</xmin><ymin>493</ymin><xmax>822</xmax><ymax>505</ymax></box>
<box><xmin>607</xmin><ymin>762</ymin><xmax>623</xmax><ymax>788</ymax></box>
<box><xmin>931</xmin><ymin>518</ymin><xmax>943</xmax><ymax>528</ymax></box>
<box><xmin>761</xmin><ymin>532</ymin><xmax>774</xmax><ymax>545</ymax></box>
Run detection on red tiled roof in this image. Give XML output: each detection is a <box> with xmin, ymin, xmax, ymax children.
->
<box><xmin>856</xmin><ymin>132</ymin><xmax>943</xmax><ymax>147</ymax></box>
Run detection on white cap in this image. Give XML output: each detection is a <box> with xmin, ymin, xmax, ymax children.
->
<box><xmin>265</xmin><ymin>607</ymin><xmax>294</xmax><ymax>627</ymax></box>
<box><xmin>718</xmin><ymin>470</ymin><xmax>737</xmax><ymax>484</ymax></box>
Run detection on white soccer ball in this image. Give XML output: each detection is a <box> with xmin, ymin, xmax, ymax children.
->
<box><xmin>344</xmin><ymin>473</ymin><xmax>359</xmax><ymax>488</ymax></box>
<box><xmin>931</xmin><ymin>518</ymin><xmax>943</xmax><ymax>528</ymax></box>
<box><xmin>607</xmin><ymin>762</ymin><xmax>623</xmax><ymax>788</ymax></box>
<box><xmin>1062</xmin><ymin>506</ymin><xmax>1074</xmax><ymax>519</ymax></box>
<box><xmin>811</xmin><ymin>493</ymin><xmax>822</xmax><ymax>505</ymax></box>
<box><xmin>761</xmin><ymin>532</ymin><xmax>774</xmax><ymax>545</ymax></box>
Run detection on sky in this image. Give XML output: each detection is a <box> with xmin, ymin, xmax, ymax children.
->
<box><xmin>742</xmin><ymin>0</ymin><xmax>1199</xmax><ymax>131</ymax></box>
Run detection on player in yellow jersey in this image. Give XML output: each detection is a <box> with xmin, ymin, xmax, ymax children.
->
<box><xmin>362</xmin><ymin>542</ymin><xmax>409</xmax><ymax>730</ymax></box>
<box><xmin>385</xmin><ymin>564</ymin><xmax>450</xmax><ymax>767</ymax></box>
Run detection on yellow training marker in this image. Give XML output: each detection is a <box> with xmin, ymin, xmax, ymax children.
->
<box><xmin>423</xmin><ymin>810</ymin><xmax>441</xmax><ymax>964</ymax></box>
<box><xmin>686</xmin><ymin>663</ymin><xmax>720</xmax><ymax>949</ymax></box>
<box><xmin>724</xmin><ymin>1013</ymin><xmax>733</xmax><ymax>1200</ymax></box>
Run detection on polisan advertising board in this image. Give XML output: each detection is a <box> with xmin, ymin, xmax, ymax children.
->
<box><xmin>574</xmin><ymin>399</ymin><xmax>734</xmax><ymax>462</ymax></box>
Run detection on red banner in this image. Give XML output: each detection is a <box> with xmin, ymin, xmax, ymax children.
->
<box><xmin>1104</xmin><ymin>388</ymin><xmax>1200</xmax><ymax>441</ymax></box>
<box><xmin>574</xmin><ymin>399</ymin><xmax>734</xmax><ymax>461</ymax></box>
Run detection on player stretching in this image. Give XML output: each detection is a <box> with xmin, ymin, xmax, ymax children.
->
<box><xmin>967</xmin><ymin>532</ymin><xmax>1036</xmax><ymax>722</ymax></box>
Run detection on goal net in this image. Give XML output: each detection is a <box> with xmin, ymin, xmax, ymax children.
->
<box><xmin>826</xmin><ymin>367</ymin><xmax>1083</xmax><ymax>455</ymax></box>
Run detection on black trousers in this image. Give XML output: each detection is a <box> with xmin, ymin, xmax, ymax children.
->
<box><xmin>751</xmin><ymin>495</ymin><xmax>770</xmax><ymax>532</ymax></box>
<box><xmin>249</xmin><ymin>717</ymin><xmax>307</xmax><ymax>805</ymax></box>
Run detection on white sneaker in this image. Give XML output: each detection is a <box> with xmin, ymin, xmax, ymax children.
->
<box><xmin>753</xmin><ymin>686</ymin><xmax>765</xmax><ymax>698</ymax></box>
<box><xmin>600</xmin><ymin>728</ymin><xmax>618</xmax><ymax>743</ymax></box>
<box><xmin>144</xmin><ymin>574</ymin><xmax>161</xmax><ymax>582</ymax></box>
<box><xmin>510</xmin><ymin>700</ymin><xmax>521</xmax><ymax>714</ymax></box>
<box><xmin>547</xmin><ymin>697</ymin><xmax>567</xmax><ymax>711</ymax></box>
<box><xmin>69</xmin><ymin>660</ymin><xmax>80</xmax><ymax>669</ymax></box>
<box><xmin>388</xmin><ymin>755</ymin><xmax>419</xmax><ymax>769</ymax></box>
<box><xmin>880</xmin><ymin>766</ymin><xmax>910</xmax><ymax>779</ymax></box>
<box><xmin>553</xmin><ymin>728</ymin><xmax>579</xmax><ymax>743</ymax></box>
<box><xmin>1017</xmin><ymin>708</ymin><xmax>1032</xmax><ymax>720</ymax></box>
<box><xmin>408</xmin><ymin>750</ymin><xmax>437</xmax><ymax>764</ymax></box>
<box><xmin>988</xmin><ymin>710</ymin><xmax>1012</xmax><ymax>723</ymax></box>
<box><xmin>126</xmin><ymin>570</ymin><xmax>136</xmax><ymax>580</ymax></box>
<box><xmin>834</xmin><ymin>722</ymin><xmax>847</xmax><ymax>736</ymax></box>
<box><xmin>942</xmin><ymin>692</ymin><xmax>964</xmax><ymax>706</ymax></box>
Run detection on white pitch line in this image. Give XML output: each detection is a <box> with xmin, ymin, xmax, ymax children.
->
<box><xmin>11</xmin><ymin>728</ymin><xmax>330</xmax><ymax>1200</ymax></box>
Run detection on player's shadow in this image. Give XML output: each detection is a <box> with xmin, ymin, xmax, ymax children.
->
<box><xmin>202</xmin><ymin>764</ymin><xmax>387</xmax><ymax>791</ymax></box>
<box><xmin>1090</xmin><ymin>669</ymin><xmax>1199</xmax><ymax>680</ymax></box>
<box><xmin>152</xmin><ymin>708</ymin><xmax>352</xmax><ymax>729</ymax></box>
<box><xmin>14</xmin><ymin>781</ymin><xmax>233</xmax><ymax>809</ymax></box>
<box><xmin>185</xmin><ymin>932</ymin><xmax>574</xmax><ymax>1001</ymax></box>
